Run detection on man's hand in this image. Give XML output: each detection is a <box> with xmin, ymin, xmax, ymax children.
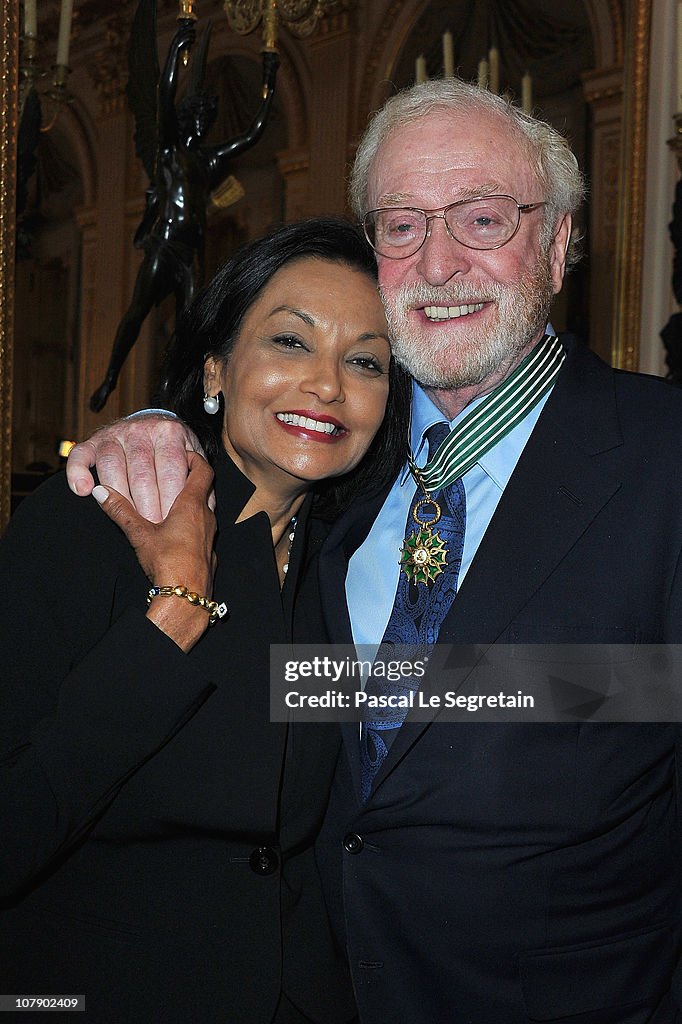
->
<box><xmin>92</xmin><ymin>451</ymin><xmax>217</xmax><ymax>652</ymax></box>
<box><xmin>66</xmin><ymin>413</ymin><xmax>204</xmax><ymax>523</ymax></box>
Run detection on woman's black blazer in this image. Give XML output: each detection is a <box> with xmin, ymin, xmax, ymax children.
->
<box><xmin>0</xmin><ymin>452</ymin><xmax>354</xmax><ymax>1023</ymax></box>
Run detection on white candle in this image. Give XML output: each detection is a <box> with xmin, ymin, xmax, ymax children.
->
<box><xmin>488</xmin><ymin>46</ymin><xmax>500</xmax><ymax>94</ymax></box>
<box><xmin>522</xmin><ymin>72</ymin><xmax>532</xmax><ymax>114</ymax></box>
<box><xmin>56</xmin><ymin>0</ymin><xmax>74</xmax><ymax>67</ymax></box>
<box><xmin>677</xmin><ymin>3</ymin><xmax>682</xmax><ymax>106</ymax></box>
<box><xmin>477</xmin><ymin>58</ymin><xmax>488</xmax><ymax>89</ymax></box>
<box><xmin>24</xmin><ymin>0</ymin><xmax>37</xmax><ymax>38</ymax></box>
<box><xmin>442</xmin><ymin>30</ymin><xmax>454</xmax><ymax>78</ymax></box>
<box><xmin>416</xmin><ymin>54</ymin><xmax>427</xmax><ymax>84</ymax></box>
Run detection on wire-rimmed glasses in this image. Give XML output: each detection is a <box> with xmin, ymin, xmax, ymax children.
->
<box><xmin>362</xmin><ymin>195</ymin><xmax>546</xmax><ymax>259</ymax></box>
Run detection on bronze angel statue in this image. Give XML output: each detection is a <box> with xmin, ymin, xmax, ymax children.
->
<box><xmin>90</xmin><ymin>0</ymin><xmax>279</xmax><ymax>412</ymax></box>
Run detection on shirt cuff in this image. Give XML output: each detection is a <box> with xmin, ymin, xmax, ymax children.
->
<box><xmin>125</xmin><ymin>408</ymin><xmax>179</xmax><ymax>421</ymax></box>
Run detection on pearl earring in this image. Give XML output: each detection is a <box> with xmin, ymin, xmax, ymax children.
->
<box><xmin>203</xmin><ymin>393</ymin><xmax>220</xmax><ymax>415</ymax></box>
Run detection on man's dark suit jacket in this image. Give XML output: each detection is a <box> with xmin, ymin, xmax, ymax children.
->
<box><xmin>316</xmin><ymin>336</ymin><xmax>682</xmax><ymax>1024</ymax></box>
<box><xmin>0</xmin><ymin>453</ymin><xmax>355</xmax><ymax>1024</ymax></box>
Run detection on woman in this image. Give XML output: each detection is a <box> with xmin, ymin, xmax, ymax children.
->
<box><xmin>0</xmin><ymin>220</ymin><xmax>410</xmax><ymax>1023</ymax></box>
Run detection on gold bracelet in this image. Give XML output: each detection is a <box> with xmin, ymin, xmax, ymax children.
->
<box><xmin>147</xmin><ymin>585</ymin><xmax>228</xmax><ymax>626</ymax></box>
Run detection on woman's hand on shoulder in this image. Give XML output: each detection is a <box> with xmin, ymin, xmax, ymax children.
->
<box><xmin>92</xmin><ymin>451</ymin><xmax>218</xmax><ymax>652</ymax></box>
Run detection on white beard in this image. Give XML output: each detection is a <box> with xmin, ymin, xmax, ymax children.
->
<box><xmin>380</xmin><ymin>251</ymin><xmax>555</xmax><ymax>390</ymax></box>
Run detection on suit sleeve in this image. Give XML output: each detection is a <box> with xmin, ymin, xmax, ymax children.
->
<box><xmin>0</xmin><ymin>473</ymin><xmax>216</xmax><ymax>903</ymax></box>
<box><xmin>659</xmin><ymin>506</ymin><xmax>682</xmax><ymax>1007</ymax></box>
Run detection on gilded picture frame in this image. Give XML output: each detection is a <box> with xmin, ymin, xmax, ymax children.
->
<box><xmin>1</xmin><ymin>1</ymin><xmax>19</xmax><ymax>531</ymax></box>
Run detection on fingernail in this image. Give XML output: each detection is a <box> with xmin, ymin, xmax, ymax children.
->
<box><xmin>92</xmin><ymin>485</ymin><xmax>109</xmax><ymax>504</ymax></box>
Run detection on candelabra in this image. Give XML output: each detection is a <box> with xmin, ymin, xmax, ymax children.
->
<box><xmin>414</xmin><ymin>34</ymin><xmax>533</xmax><ymax>114</ymax></box>
<box><xmin>224</xmin><ymin>0</ymin><xmax>344</xmax><ymax>50</ymax></box>
<box><xmin>20</xmin><ymin>0</ymin><xmax>73</xmax><ymax>132</ymax></box>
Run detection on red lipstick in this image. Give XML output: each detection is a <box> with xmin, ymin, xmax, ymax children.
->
<box><xmin>275</xmin><ymin>409</ymin><xmax>348</xmax><ymax>444</ymax></box>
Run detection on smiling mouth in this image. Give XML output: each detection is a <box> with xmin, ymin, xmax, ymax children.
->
<box><xmin>276</xmin><ymin>412</ymin><xmax>345</xmax><ymax>436</ymax></box>
<box><xmin>423</xmin><ymin>302</ymin><xmax>485</xmax><ymax>321</ymax></box>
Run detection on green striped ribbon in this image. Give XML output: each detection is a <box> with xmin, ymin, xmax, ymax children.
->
<box><xmin>410</xmin><ymin>333</ymin><xmax>565</xmax><ymax>492</ymax></box>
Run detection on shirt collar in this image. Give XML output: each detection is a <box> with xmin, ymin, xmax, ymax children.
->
<box><xmin>402</xmin><ymin>322</ymin><xmax>557</xmax><ymax>490</ymax></box>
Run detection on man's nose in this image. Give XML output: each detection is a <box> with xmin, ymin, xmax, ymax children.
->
<box><xmin>414</xmin><ymin>215</ymin><xmax>472</xmax><ymax>286</ymax></box>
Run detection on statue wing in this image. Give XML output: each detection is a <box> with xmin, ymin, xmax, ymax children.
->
<box><xmin>126</xmin><ymin>0</ymin><xmax>160</xmax><ymax>184</ymax></box>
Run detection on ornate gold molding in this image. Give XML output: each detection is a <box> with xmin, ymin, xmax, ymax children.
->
<box><xmin>609</xmin><ymin>0</ymin><xmax>625</xmax><ymax>62</ymax></box>
<box><xmin>308</xmin><ymin>10</ymin><xmax>351</xmax><ymax>42</ymax></box>
<box><xmin>611</xmin><ymin>0</ymin><xmax>651</xmax><ymax>370</ymax></box>
<box><xmin>582</xmin><ymin>64</ymin><xmax>624</xmax><ymax>105</ymax></box>
<box><xmin>0</xmin><ymin>0</ymin><xmax>18</xmax><ymax>531</ymax></box>
<box><xmin>85</xmin><ymin>17</ymin><xmax>129</xmax><ymax>119</ymax></box>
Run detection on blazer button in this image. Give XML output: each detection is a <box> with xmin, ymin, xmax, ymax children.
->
<box><xmin>249</xmin><ymin>846</ymin><xmax>279</xmax><ymax>875</ymax></box>
<box><xmin>343</xmin><ymin>833</ymin><xmax>364</xmax><ymax>854</ymax></box>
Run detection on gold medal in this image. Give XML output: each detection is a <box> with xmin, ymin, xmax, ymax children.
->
<box><xmin>399</xmin><ymin>497</ymin><xmax>448</xmax><ymax>585</ymax></box>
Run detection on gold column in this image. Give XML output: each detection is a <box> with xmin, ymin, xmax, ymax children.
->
<box><xmin>0</xmin><ymin>1</ymin><xmax>19</xmax><ymax>530</ymax></box>
<box><xmin>611</xmin><ymin>0</ymin><xmax>652</xmax><ymax>370</ymax></box>
<box><xmin>582</xmin><ymin>66</ymin><xmax>623</xmax><ymax>366</ymax></box>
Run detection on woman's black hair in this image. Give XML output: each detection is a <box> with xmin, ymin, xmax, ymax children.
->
<box><xmin>158</xmin><ymin>217</ymin><xmax>411</xmax><ymax>517</ymax></box>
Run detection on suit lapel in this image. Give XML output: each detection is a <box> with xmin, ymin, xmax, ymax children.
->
<box><xmin>442</xmin><ymin>340</ymin><xmax>623</xmax><ymax>647</ymax></box>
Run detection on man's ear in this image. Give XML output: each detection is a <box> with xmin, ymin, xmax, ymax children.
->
<box><xmin>549</xmin><ymin>213</ymin><xmax>572</xmax><ymax>295</ymax></box>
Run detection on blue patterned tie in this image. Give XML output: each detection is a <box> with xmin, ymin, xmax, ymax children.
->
<box><xmin>359</xmin><ymin>422</ymin><xmax>466</xmax><ymax>802</ymax></box>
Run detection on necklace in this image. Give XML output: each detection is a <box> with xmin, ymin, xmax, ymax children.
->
<box><xmin>281</xmin><ymin>515</ymin><xmax>298</xmax><ymax>577</ymax></box>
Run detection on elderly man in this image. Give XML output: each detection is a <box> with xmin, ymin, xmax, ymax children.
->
<box><xmin>68</xmin><ymin>80</ymin><xmax>682</xmax><ymax>1022</ymax></box>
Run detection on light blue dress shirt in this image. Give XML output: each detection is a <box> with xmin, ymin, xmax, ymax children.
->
<box><xmin>346</xmin><ymin>376</ymin><xmax>553</xmax><ymax>650</ymax></box>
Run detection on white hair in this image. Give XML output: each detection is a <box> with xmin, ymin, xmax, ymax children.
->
<box><xmin>349</xmin><ymin>79</ymin><xmax>586</xmax><ymax>267</ymax></box>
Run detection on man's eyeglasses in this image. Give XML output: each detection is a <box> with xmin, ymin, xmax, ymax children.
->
<box><xmin>362</xmin><ymin>195</ymin><xmax>546</xmax><ymax>260</ymax></box>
